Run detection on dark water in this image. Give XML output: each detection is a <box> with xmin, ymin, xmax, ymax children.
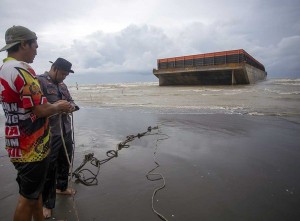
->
<box><xmin>0</xmin><ymin>78</ymin><xmax>300</xmax><ymax>220</ymax></box>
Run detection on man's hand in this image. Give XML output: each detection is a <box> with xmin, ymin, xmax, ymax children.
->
<box><xmin>32</xmin><ymin>100</ymin><xmax>72</xmax><ymax>118</ymax></box>
<box><xmin>54</xmin><ymin>100</ymin><xmax>73</xmax><ymax>113</ymax></box>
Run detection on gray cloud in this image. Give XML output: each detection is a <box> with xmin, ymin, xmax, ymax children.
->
<box><xmin>0</xmin><ymin>0</ymin><xmax>299</xmax><ymax>83</ymax></box>
<box><xmin>67</xmin><ymin>25</ymin><xmax>177</xmax><ymax>73</ymax></box>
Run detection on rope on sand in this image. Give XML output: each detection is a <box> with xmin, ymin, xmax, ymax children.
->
<box><xmin>72</xmin><ymin>125</ymin><xmax>170</xmax><ymax>220</ymax></box>
<box><xmin>146</xmin><ymin>127</ymin><xmax>170</xmax><ymax>221</ymax></box>
<box><xmin>59</xmin><ymin>116</ymin><xmax>171</xmax><ymax>221</ymax></box>
<box><xmin>72</xmin><ymin>126</ymin><xmax>160</xmax><ymax>186</ymax></box>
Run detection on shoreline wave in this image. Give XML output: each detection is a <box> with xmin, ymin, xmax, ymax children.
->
<box><xmin>74</xmin><ymin>103</ymin><xmax>300</xmax><ymax>117</ymax></box>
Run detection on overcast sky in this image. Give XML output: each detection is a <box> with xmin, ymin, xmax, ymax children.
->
<box><xmin>0</xmin><ymin>0</ymin><xmax>299</xmax><ymax>84</ymax></box>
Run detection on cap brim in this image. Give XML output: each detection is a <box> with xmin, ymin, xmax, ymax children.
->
<box><xmin>0</xmin><ymin>42</ymin><xmax>20</xmax><ymax>52</ymax></box>
<box><xmin>49</xmin><ymin>61</ymin><xmax>74</xmax><ymax>73</ymax></box>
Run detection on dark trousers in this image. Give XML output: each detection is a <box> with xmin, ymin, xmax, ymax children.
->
<box><xmin>43</xmin><ymin>131</ymin><xmax>73</xmax><ymax>209</ymax></box>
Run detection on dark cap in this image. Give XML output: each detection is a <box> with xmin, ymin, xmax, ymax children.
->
<box><xmin>50</xmin><ymin>58</ymin><xmax>74</xmax><ymax>73</ymax></box>
<box><xmin>0</xmin><ymin>25</ymin><xmax>37</xmax><ymax>52</ymax></box>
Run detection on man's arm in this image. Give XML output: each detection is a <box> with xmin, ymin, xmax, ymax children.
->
<box><xmin>32</xmin><ymin>100</ymin><xmax>72</xmax><ymax>118</ymax></box>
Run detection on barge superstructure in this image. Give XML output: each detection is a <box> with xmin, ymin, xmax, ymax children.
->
<box><xmin>153</xmin><ymin>49</ymin><xmax>267</xmax><ymax>86</ymax></box>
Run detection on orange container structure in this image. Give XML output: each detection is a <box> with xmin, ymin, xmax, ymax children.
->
<box><xmin>153</xmin><ymin>49</ymin><xmax>267</xmax><ymax>86</ymax></box>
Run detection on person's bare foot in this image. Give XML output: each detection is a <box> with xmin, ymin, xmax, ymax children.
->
<box><xmin>43</xmin><ymin>207</ymin><xmax>52</xmax><ymax>219</ymax></box>
<box><xmin>56</xmin><ymin>187</ymin><xmax>76</xmax><ymax>195</ymax></box>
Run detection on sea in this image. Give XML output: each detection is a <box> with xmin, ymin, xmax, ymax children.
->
<box><xmin>68</xmin><ymin>78</ymin><xmax>299</xmax><ymax>115</ymax></box>
<box><xmin>0</xmin><ymin>78</ymin><xmax>300</xmax><ymax>221</ymax></box>
<box><xmin>1</xmin><ymin>78</ymin><xmax>299</xmax><ymax>118</ymax></box>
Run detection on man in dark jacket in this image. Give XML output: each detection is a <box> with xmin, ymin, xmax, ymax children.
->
<box><xmin>37</xmin><ymin>58</ymin><xmax>79</xmax><ymax>218</ymax></box>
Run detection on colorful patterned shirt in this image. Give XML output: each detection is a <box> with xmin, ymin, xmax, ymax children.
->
<box><xmin>0</xmin><ymin>57</ymin><xmax>50</xmax><ymax>162</ymax></box>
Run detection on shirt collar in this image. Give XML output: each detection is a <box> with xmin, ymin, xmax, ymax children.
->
<box><xmin>3</xmin><ymin>57</ymin><xmax>16</xmax><ymax>63</ymax></box>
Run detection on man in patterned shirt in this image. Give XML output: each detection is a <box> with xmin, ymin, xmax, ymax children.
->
<box><xmin>0</xmin><ymin>25</ymin><xmax>72</xmax><ymax>221</ymax></box>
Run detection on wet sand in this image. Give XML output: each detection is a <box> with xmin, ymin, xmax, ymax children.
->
<box><xmin>1</xmin><ymin>107</ymin><xmax>300</xmax><ymax>220</ymax></box>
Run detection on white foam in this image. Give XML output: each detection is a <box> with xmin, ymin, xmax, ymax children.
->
<box><xmin>270</xmin><ymin>78</ymin><xmax>300</xmax><ymax>86</ymax></box>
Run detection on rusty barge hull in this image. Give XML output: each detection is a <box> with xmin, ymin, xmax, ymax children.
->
<box><xmin>153</xmin><ymin>49</ymin><xmax>267</xmax><ymax>86</ymax></box>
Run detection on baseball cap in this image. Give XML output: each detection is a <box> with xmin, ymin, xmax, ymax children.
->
<box><xmin>0</xmin><ymin>25</ymin><xmax>37</xmax><ymax>52</ymax></box>
<box><xmin>50</xmin><ymin>58</ymin><xmax>74</xmax><ymax>73</ymax></box>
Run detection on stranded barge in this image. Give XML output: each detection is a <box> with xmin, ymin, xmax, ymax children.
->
<box><xmin>153</xmin><ymin>49</ymin><xmax>267</xmax><ymax>86</ymax></box>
